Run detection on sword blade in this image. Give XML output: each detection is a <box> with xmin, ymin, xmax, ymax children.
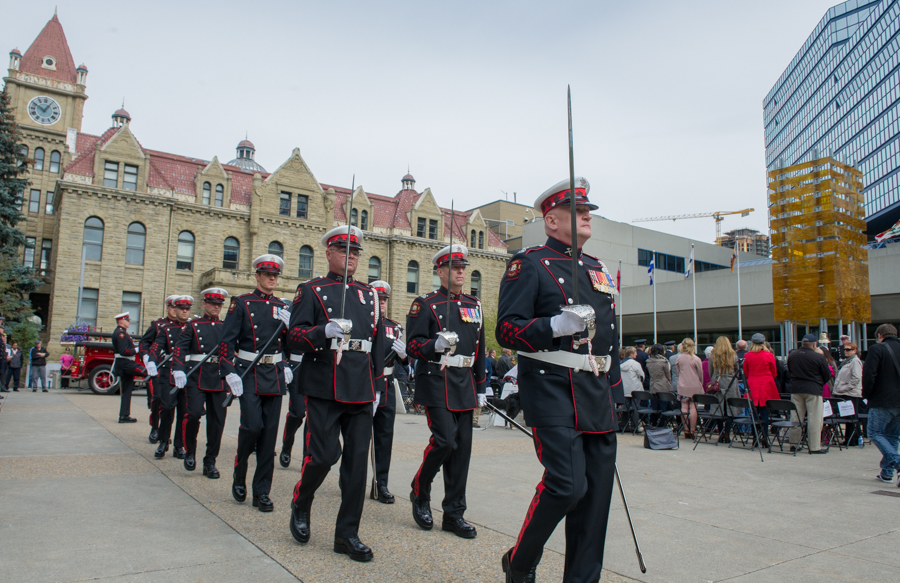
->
<box><xmin>446</xmin><ymin>201</ymin><xmax>454</xmax><ymax>327</ymax></box>
<box><xmin>339</xmin><ymin>175</ymin><xmax>356</xmax><ymax>320</ymax></box>
<box><xmin>567</xmin><ymin>85</ymin><xmax>579</xmax><ymax>304</ymax></box>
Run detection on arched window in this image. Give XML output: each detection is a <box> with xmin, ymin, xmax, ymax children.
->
<box><xmin>298</xmin><ymin>245</ymin><xmax>314</xmax><ymax>279</ymax></box>
<box><xmin>478</xmin><ymin>231</ymin><xmax>484</xmax><ymax>249</ymax></box>
<box><xmin>83</xmin><ymin>217</ymin><xmax>104</xmax><ymax>261</ymax></box>
<box><xmin>223</xmin><ymin>237</ymin><xmax>240</xmax><ymax>269</ymax></box>
<box><xmin>432</xmin><ymin>265</ymin><xmax>441</xmax><ymax>291</ymax></box>
<box><xmin>368</xmin><ymin>256</ymin><xmax>381</xmax><ymax>283</ymax></box>
<box><xmin>202</xmin><ymin>182</ymin><xmax>211</xmax><ymax>205</ymax></box>
<box><xmin>470</xmin><ymin>230</ymin><xmax>476</xmax><ymax>248</ymax></box>
<box><xmin>350</xmin><ymin>208</ymin><xmax>359</xmax><ymax>227</ymax></box>
<box><xmin>176</xmin><ymin>231</ymin><xmax>194</xmax><ymax>271</ymax></box>
<box><xmin>360</xmin><ymin>210</ymin><xmax>368</xmax><ymax>231</ymax></box>
<box><xmin>268</xmin><ymin>241</ymin><xmax>284</xmax><ymax>258</ymax></box>
<box><xmin>125</xmin><ymin>222</ymin><xmax>146</xmax><ymax>265</ymax></box>
<box><xmin>215</xmin><ymin>184</ymin><xmax>224</xmax><ymax>207</ymax></box>
<box><xmin>407</xmin><ymin>261</ymin><xmax>419</xmax><ymax>294</ymax></box>
<box><xmin>470</xmin><ymin>270</ymin><xmax>481</xmax><ymax>298</ymax></box>
<box><xmin>34</xmin><ymin>148</ymin><xmax>45</xmax><ymax>171</ymax></box>
<box><xmin>18</xmin><ymin>145</ymin><xmax>27</xmax><ymax>169</ymax></box>
<box><xmin>49</xmin><ymin>150</ymin><xmax>61</xmax><ymax>174</ymax></box>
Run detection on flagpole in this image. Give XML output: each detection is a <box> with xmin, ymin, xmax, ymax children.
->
<box><xmin>618</xmin><ymin>259</ymin><xmax>623</xmax><ymax>348</ymax></box>
<box><xmin>736</xmin><ymin>247</ymin><xmax>742</xmax><ymax>341</ymax></box>
<box><xmin>691</xmin><ymin>244</ymin><xmax>697</xmax><ymax>346</ymax></box>
<box><xmin>652</xmin><ymin>250</ymin><xmax>657</xmax><ymax>344</ymax></box>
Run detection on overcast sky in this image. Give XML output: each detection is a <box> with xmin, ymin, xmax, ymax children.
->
<box><xmin>3</xmin><ymin>0</ymin><xmax>842</xmax><ymax>242</ymax></box>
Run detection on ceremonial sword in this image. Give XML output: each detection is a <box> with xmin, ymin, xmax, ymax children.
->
<box><xmin>438</xmin><ymin>201</ymin><xmax>458</xmax><ymax>368</ymax></box>
<box><xmin>333</xmin><ymin>175</ymin><xmax>356</xmax><ymax>365</ymax></box>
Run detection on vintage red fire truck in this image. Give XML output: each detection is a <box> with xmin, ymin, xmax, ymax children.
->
<box><xmin>60</xmin><ymin>330</ymin><xmax>147</xmax><ymax>395</ymax></box>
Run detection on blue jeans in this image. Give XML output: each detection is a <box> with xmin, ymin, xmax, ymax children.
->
<box><xmin>867</xmin><ymin>407</ymin><xmax>900</xmax><ymax>476</ymax></box>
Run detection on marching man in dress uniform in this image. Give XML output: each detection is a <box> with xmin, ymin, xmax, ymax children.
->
<box><xmin>111</xmin><ymin>312</ymin><xmax>150</xmax><ymax>423</ymax></box>
<box><xmin>286</xmin><ymin>225</ymin><xmax>385</xmax><ymax>562</ymax></box>
<box><xmin>140</xmin><ymin>295</ymin><xmax>179</xmax><ymax>443</ymax></box>
<box><xmin>149</xmin><ymin>295</ymin><xmax>193</xmax><ymax>459</ymax></box>
<box><xmin>218</xmin><ymin>255</ymin><xmax>292</xmax><ymax>512</ymax></box>
<box><xmin>496</xmin><ymin>178</ymin><xmax>622</xmax><ymax>583</ymax></box>
<box><xmin>407</xmin><ymin>244</ymin><xmax>487</xmax><ymax>539</ymax></box>
<box><xmin>370</xmin><ymin>280</ymin><xmax>408</xmax><ymax>504</ymax></box>
<box><xmin>279</xmin><ymin>299</ymin><xmax>307</xmax><ymax>469</ymax></box>
<box><xmin>171</xmin><ymin>288</ymin><xmax>229</xmax><ymax>477</ymax></box>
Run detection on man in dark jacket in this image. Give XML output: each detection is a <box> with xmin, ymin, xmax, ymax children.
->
<box><xmin>862</xmin><ymin>323</ymin><xmax>900</xmax><ymax>484</ymax></box>
<box><xmin>634</xmin><ymin>340</ymin><xmax>650</xmax><ymax>389</ymax></box>
<box><xmin>787</xmin><ymin>334</ymin><xmax>831</xmax><ymax>453</ymax></box>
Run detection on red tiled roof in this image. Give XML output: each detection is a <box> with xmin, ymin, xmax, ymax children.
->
<box><xmin>20</xmin><ymin>15</ymin><xmax>77</xmax><ymax>84</ymax></box>
<box><xmin>62</xmin><ymin>128</ymin><xmax>116</xmax><ymax>176</ymax></box>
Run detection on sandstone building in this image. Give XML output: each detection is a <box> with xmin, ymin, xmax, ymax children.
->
<box><xmin>5</xmin><ymin>15</ymin><xmax>508</xmax><ymax>354</ymax></box>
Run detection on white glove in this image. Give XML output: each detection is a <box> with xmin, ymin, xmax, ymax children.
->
<box><xmin>435</xmin><ymin>335</ymin><xmax>452</xmax><ymax>352</ymax></box>
<box><xmin>278</xmin><ymin>308</ymin><xmax>291</xmax><ymax>326</ymax></box>
<box><xmin>226</xmin><ymin>373</ymin><xmax>243</xmax><ymax>397</ymax></box>
<box><xmin>142</xmin><ymin>354</ymin><xmax>150</xmax><ymax>366</ymax></box>
<box><xmin>283</xmin><ymin>366</ymin><xmax>293</xmax><ymax>385</ymax></box>
<box><xmin>145</xmin><ymin>361</ymin><xmax>158</xmax><ymax>377</ymax></box>
<box><xmin>392</xmin><ymin>338</ymin><xmax>407</xmax><ymax>360</ymax></box>
<box><xmin>172</xmin><ymin>370</ymin><xmax>186</xmax><ymax>389</ymax></box>
<box><xmin>373</xmin><ymin>391</ymin><xmax>381</xmax><ymax>415</ymax></box>
<box><xmin>325</xmin><ymin>321</ymin><xmax>347</xmax><ymax>339</ymax></box>
<box><xmin>478</xmin><ymin>394</ymin><xmax>487</xmax><ymax>407</ymax></box>
<box><xmin>550</xmin><ymin>311</ymin><xmax>586</xmax><ymax>338</ymax></box>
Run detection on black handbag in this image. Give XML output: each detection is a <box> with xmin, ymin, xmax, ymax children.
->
<box><xmin>643</xmin><ymin>427</ymin><xmax>678</xmax><ymax>450</ymax></box>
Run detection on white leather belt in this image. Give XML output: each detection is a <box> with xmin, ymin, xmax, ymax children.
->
<box><xmin>187</xmin><ymin>354</ymin><xmax>218</xmax><ymax>364</ymax></box>
<box><xmin>520</xmin><ymin>351</ymin><xmax>611</xmax><ymax>373</ymax></box>
<box><xmin>236</xmin><ymin>349</ymin><xmax>282</xmax><ymax>365</ymax></box>
<box><xmin>383</xmin><ymin>366</ymin><xmax>394</xmax><ymax>375</ymax></box>
<box><xmin>434</xmin><ymin>354</ymin><xmax>476</xmax><ymax>368</ymax></box>
<box><xmin>115</xmin><ymin>355</ymin><xmax>135</xmax><ymax>361</ymax></box>
<box><xmin>330</xmin><ymin>339</ymin><xmax>373</xmax><ymax>353</ymax></box>
<box><xmin>290</xmin><ymin>353</ymin><xmax>303</xmax><ymax>363</ymax></box>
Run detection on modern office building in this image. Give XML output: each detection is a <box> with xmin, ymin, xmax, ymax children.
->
<box><xmin>763</xmin><ymin>0</ymin><xmax>900</xmax><ymax>239</ymax></box>
<box><xmin>715</xmin><ymin>228</ymin><xmax>770</xmax><ymax>257</ymax></box>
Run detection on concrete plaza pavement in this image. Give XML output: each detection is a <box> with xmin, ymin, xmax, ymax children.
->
<box><xmin>0</xmin><ymin>388</ymin><xmax>897</xmax><ymax>582</ymax></box>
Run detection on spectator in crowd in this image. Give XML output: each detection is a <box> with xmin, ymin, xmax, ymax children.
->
<box><xmin>818</xmin><ymin>346</ymin><xmax>837</xmax><ymax>399</ymax></box>
<box><xmin>668</xmin><ymin>342</ymin><xmax>679</xmax><ymax>392</ymax></box>
<box><xmin>676</xmin><ymin>338</ymin><xmax>703</xmax><ymax>439</ymax></box>
<box><xmin>862</xmin><ymin>323</ymin><xmax>900</xmax><ymax>483</ymax></box>
<box><xmin>833</xmin><ymin>341</ymin><xmax>865</xmax><ymax>446</ymax></box>
<box><xmin>787</xmin><ymin>334</ymin><xmax>831</xmax><ymax>454</ymax></box>
<box><xmin>0</xmin><ymin>330</ymin><xmax>7</xmax><ymax>395</ymax></box>
<box><xmin>702</xmin><ymin>346</ymin><xmax>713</xmax><ymax>390</ymax></box>
<box><xmin>735</xmin><ymin>339</ymin><xmax>748</xmax><ymax>360</ymax></box>
<box><xmin>495</xmin><ymin>348</ymin><xmax>513</xmax><ymax>380</ymax></box>
<box><xmin>743</xmin><ymin>333</ymin><xmax>779</xmax><ymax>446</ymax></box>
<box><xmin>647</xmin><ymin>343</ymin><xmax>671</xmax><ymax>427</ymax></box>
<box><xmin>709</xmin><ymin>336</ymin><xmax>741</xmax><ymax>443</ymax></box>
<box><xmin>619</xmin><ymin>347</ymin><xmax>644</xmax><ymax>431</ymax></box>
<box><xmin>634</xmin><ymin>339</ymin><xmax>650</xmax><ymax>390</ymax></box>
<box><xmin>29</xmin><ymin>340</ymin><xmax>49</xmax><ymax>392</ymax></box>
<box><xmin>59</xmin><ymin>347</ymin><xmax>75</xmax><ymax>389</ymax></box>
<box><xmin>487</xmin><ymin>349</ymin><xmax>497</xmax><ymax>374</ymax></box>
<box><xmin>664</xmin><ymin>340</ymin><xmax>676</xmax><ymax>359</ymax></box>
<box><xmin>838</xmin><ymin>335</ymin><xmax>851</xmax><ymax>361</ymax></box>
<box><xmin>5</xmin><ymin>341</ymin><xmax>22</xmax><ymax>391</ymax></box>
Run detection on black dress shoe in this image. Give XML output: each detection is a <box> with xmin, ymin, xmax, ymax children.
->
<box><xmin>442</xmin><ymin>516</ymin><xmax>477</xmax><ymax>539</ymax></box>
<box><xmin>502</xmin><ymin>548</ymin><xmax>537</xmax><ymax>583</ymax></box>
<box><xmin>203</xmin><ymin>464</ymin><xmax>220</xmax><ymax>479</ymax></box>
<box><xmin>333</xmin><ymin>536</ymin><xmax>373</xmax><ymax>562</ymax></box>
<box><xmin>375</xmin><ymin>483</ymin><xmax>395</xmax><ymax>504</ymax></box>
<box><xmin>173</xmin><ymin>447</ymin><xmax>186</xmax><ymax>460</ymax></box>
<box><xmin>183</xmin><ymin>453</ymin><xmax>196</xmax><ymax>471</ymax></box>
<box><xmin>279</xmin><ymin>451</ymin><xmax>291</xmax><ymax>468</ymax></box>
<box><xmin>154</xmin><ymin>441</ymin><xmax>168</xmax><ymax>458</ymax></box>
<box><xmin>118</xmin><ymin>416</ymin><xmax>137</xmax><ymax>423</ymax></box>
<box><xmin>232</xmin><ymin>477</ymin><xmax>247</xmax><ymax>503</ymax></box>
<box><xmin>290</xmin><ymin>501</ymin><xmax>311</xmax><ymax>543</ymax></box>
<box><xmin>410</xmin><ymin>492</ymin><xmax>433</xmax><ymax>530</ymax></box>
<box><xmin>810</xmin><ymin>449</ymin><xmax>828</xmax><ymax>454</ymax></box>
<box><xmin>148</xmin><ymin>429</ymin><xmax>159</xmax><ymax>444</ymax></box>
<box><xmin>252</xmin><ymin>494</ymin><xmax>274</xmax><ymax>512</ymax></box>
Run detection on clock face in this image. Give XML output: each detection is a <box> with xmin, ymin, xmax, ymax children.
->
<box><xmin>27</xmin><ymin>96</ymin><xmax>61</xmax><ymax>126</ymax></box>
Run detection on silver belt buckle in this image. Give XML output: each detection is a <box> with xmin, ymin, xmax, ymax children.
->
<box><xmin>461</xmin><ymin>356</ymin><xmax>473</xmax><ymax>368</ymax></box>
<box><xmin>208</xmin><ymin>355</ymin><xmax>219</xmax><ymax>364</ymax></box>
<box><xmin>260</xmin><ymin>354</ymin><xmax>275</xmax><ymax>365</ymax></box>
<box><xmin>348</xmin><ymin>340</ymin><xmax>362</xmax><ymax>352</ymax></box>
<box><xmin>595</xmin><ymin>355</ymin><xmax>609</xmax><ymax>372</ymax></box>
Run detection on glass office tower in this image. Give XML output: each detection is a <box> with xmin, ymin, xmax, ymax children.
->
<box><xmin>763</xmin><ymin>0</ymin><xmax>900</xmax><ymax>238</ymax></box>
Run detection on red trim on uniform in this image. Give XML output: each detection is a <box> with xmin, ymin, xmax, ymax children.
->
<box><xmin>373</xmin><ymin>286</ymin><xmax>389</xmax><ymax>296</ymax></box>
<box><xmin>513</xmin><ymin>319</ymin><xmax>539</xmax><ymax>353</ymax></box>
<box><xmin>512</xmin><ymin>427</ymin><xmax>546</xmax><ymax>562</ymax></box>
<box><xmin>434</xmin><ymin>251</ymin><xmax>466</xmax><ymax>267</ymax></box>
<box><xmin>173</xmin><ymin>300</ymin><xmax>192</xmax><ymax>308</ymax></box>
<box><xmin>540</xmin><ymin>188</ymin><xmax>589</xmax><ymax>216</ymax></box>
<box><xmin>413</xmin><ymin>407</ymin><xmax>435</xmax><ymax>498</ymax></box>
<box><xmin>293</xmin><ymin>396</ymin><xmax>313</xmax><ymax>503</ymax></box>
<box><xmin>203</xmin><ymin>293</ymin><xmax>225</xmax><ymax>302</ymax></box>
<box><xmin>255</xmin><ymin>261</ymin><xmax>281</xmax><ymax>272</ymax></box>
<box><xmin>326</xmin><ymin>233</ymin><xmax>359</xmax><ymax>246</ymax></box>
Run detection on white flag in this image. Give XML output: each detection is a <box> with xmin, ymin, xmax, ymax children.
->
<box><xmin>685</xmin><ymin>248</ymin><xmax>694</xmax><ymax>279</ymax></box>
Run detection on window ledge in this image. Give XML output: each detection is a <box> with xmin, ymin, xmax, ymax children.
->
<box><xmin>124</xmin><ymin>264</ymin><xmax>144</xmax><ymax>269</ymax></box>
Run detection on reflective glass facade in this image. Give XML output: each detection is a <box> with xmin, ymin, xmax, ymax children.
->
<box><xmin>764</xmin><ymin>0</ymin><xmax>900</xmax><ymax>229</ymax></box>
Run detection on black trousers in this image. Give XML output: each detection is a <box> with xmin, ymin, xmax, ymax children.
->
<box><xmin>184</xmin><ymin>386</ymin><xmax>228</xmax><ymax>465</ymax></box>
<box><xmin>114</xmin><ymin>359</ymin><xmax>145</xmax><ymax>418</ymax></box>
<box><xmin>235</xmin><ymin>391</ymin><xmax>283</xmax><ymax>496</ymax></box>
<box><xmin>147</xmin><ymin>377</ymin><xmax>161</xmax><ymax>430</ymax></box>
<box><xmin>281</xmin><ymin>381</ymin><xmax>307</xmax><ymax>455</ymax></box>
<box><xmin>509</xmin><ymin>427</ymin><xmax>617</xmax><ymax>583</ymax></box>
<box><xmin>373</xmin><ymin>379</ymin><xmax>396</xmax><ymax>486</ymax></box>
<box><xmin>411</xmin><ymin>406</ymin><xmax>473</xmax><ymax>519</ymax></box>
<box><xmin>5</xmin><ymin>367</ymin><xmax>21</xmax><ymax>390</ymax></box>
<box><xmin>157</xmin><ymin>376</ymin><xmax>186</xmax><ymax>450</ymax></box>
<box><xmin>292</xmin><ymin>396</ymin><xmax>372</xmax><ymax>539</ymax></box>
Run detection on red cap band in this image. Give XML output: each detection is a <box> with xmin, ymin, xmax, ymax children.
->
<box><xmin>203</xmin><ymin>293</ymin><xmax>225</xmax><ymax>302</ymax></box>
<box><xmin>373</xmin><ymin>286</ymin><xmax>389</xmax><ymax>295</ymax></box>
<box><xmin>540</xmin><ymin>188</ymin><xmax>589</xmax><ymax>216</ymax></box>
<box><xmin>327</xmin><ymin>233</ymin><xmax>359</xmax><ymax>247</ymax></box>
<box><xmin>436</xmin><ymin>252</ymin><xmax>466</xmax><ymax>267</ymax></box>
<box><xmin>255</xmin><ymin>261</ymin><xmax>281</xmax><ymax>272</ymax></box>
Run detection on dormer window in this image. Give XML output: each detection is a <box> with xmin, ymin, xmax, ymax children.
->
<box><xmin>42</xmin><ymin>56</ymin><xmax>56</xmax><ymax>71</ymax></box>
<box><xmin>123</xmin><ymin>164</ymin><xmax>138</xmax><ymax>191</ymax></box>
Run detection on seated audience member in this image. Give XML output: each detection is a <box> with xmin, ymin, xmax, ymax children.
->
<box><xmin>833</xmin><ymin>341</ymin><xmax>865</xmax><ymax>445</ymax></box>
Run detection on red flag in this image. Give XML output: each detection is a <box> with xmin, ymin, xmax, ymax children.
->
<box><xmin>730</xmin><ymin>246</ymin><xmax>737</xmax><ymax>272</ymax></box>
<box><xmin>616</xmin><ymin>268</ymin><xmax>621</xmax><ymax>293</ymax></box>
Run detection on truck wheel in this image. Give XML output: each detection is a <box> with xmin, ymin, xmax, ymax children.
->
<box><xmin>89</xmin><ymin>365</ymin><xmax>119</xmax><ymax>395</ymax></box>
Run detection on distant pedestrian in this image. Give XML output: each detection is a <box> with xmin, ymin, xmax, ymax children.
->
<box><xmin>59</xmin><ymin>347</ymin><xmax>75</xmax><ymax>389</ymax></box>
<box><xmin>676</xmin><ymin>338</ymin><xmax>704</xmax><ymax>439</ymax></box>
<box><xmin>5</xmin><ymin>342</ymin><xmax>22</xmax><ymax>391</ymax></box>
<box><xmin>862</xmin><ymin>324</ymin><xmax>900</xmax><ymax>484</ymax></box>
<box><xmin>787</xmin><ymin>334</ymin><xmax>831</xmax><ymax>454</ymax></box>
<box><xmin>0</xmin><ymin>331</ymin><xmax>7</xmax><ymax>394</ymax></box>
<box><xmin>29</xmin><ymin>340</ymin><xmax>49</xmax><ymax>392</ymax></box>
<box><xmin>495</xmin><ymin>348</ymin><xmax>513</xmax><ymax>380</ymax></box>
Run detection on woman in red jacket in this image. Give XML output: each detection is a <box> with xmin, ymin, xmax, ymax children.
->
<box><xmin>742</xmin><ymin>333</ymin><xmax>780</xmax><ymax>447</ymax></box>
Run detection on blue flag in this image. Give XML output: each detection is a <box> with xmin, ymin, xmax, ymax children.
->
<box><xmin>685</xmin><ymin>248</ymin><xmax>693</xmax><ymax>279</ymax></box>
<box><xmin>648</xmin><ymin>256</ymin><xmax>655</xmax><ymax>285</ymax></box>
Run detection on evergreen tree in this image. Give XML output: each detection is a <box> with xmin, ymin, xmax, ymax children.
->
<box><xmin>0</xmin><ymin>89</ymin><xmax>42</xmax><ymax>345</ymax></box>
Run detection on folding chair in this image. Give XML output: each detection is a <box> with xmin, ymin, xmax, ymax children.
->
<box><xmin>656</xmin><ymin>392</ymin><xmax>683</xmax><ymax>433</ymax></box>
<box><xmin>692</xmin><ymin>394</ymin><xmax>725</xmax><ymax>449</ymax></box>
<box><xmin>726</xmin><ymin>397</ymin><xmax>765</xmax><ymax>450</ymax></box>
<box><xmin>628</xmin><ymin>391</ymin><xmax>656</xmax><ymax>435</ymax></box>
<box><xmin>823</xmin><ymin>398</ymin><xmax>851</xmax><ymax>451</ymax></box>
<box><xmin>765</xmin><ymin>399</ymin><xmax>807</xmax><ymax>455</ymax></box>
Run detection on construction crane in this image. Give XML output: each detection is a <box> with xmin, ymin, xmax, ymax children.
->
<box><xmin>633</xmin><ymin>209</ymin><xmax>754</xmax><ymax>240</ymax></box>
